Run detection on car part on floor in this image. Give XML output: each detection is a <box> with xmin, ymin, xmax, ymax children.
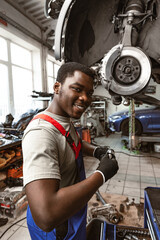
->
<box><xmin>89</xmin><ymin>190</ymin><xmax>124</xmax><ymax>224</ymax></box>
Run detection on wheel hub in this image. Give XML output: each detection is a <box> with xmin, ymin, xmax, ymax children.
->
<box><xmin>113</xmin><ymin>56</ymin><xmax>141</xmax><ymax>85</ymax></box>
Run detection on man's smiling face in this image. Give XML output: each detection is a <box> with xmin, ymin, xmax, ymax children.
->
<box><xmin>54</xmin><ymin>70</ymin><xmax>94</xmax><ymax>119</ymax></box>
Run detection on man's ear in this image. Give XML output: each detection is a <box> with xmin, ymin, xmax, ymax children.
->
<box><xmin>54</xmin><ymin>82</ymin><xmax>61</xmax><ymax>94</ymax></box>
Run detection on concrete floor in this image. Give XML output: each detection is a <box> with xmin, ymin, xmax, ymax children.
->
<box><xmin>0</xmin><ymin>133</ymin><xmax>160</xmax><ymax>239</ymax></box>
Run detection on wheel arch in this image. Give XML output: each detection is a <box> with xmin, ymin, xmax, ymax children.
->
<box><xmin>120</xmin><ymin>117</ymin><xmax>143</xmax><ymax>135</ymax></box>
<box><xmin>135</xmin><ymin>117</ymin><xmax>143</xmax><ymax>133</ymax></box>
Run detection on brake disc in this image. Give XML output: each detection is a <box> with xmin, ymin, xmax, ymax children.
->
<box><xmin>101</xmin><ymin>44</ymin><xmax>151</xmax><ymax>96</ymax></box>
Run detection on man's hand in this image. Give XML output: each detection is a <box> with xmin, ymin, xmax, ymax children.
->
<box><xmin>93</xmin><ymin>146</ymin><xmax>110</xmax><ymax>160</ymax></box>
<box><xmin>96</xmin><ymin>152</ymin><xmax>119</xmax><ymax>182</ymax></box>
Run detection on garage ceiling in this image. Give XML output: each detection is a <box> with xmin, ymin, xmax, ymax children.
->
<box><xmin>4</xmin><ymin>0</ymin><xmax>63</xmax><ymax>33</ymax></box>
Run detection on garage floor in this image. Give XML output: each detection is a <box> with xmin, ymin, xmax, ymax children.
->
<box><xmin>0</xmin><ymin>133</ymin><xmax>160</xmax><ymax>240</ymax></box>
<box><xmin>86</xmin><ymin>133</ymin><xmax>160</xmax><ymax>202</ymax></box>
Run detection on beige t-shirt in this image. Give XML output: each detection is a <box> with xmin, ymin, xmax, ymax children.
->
<box><xmin>22</xmin><ymin>111</ymin><xmax>80</xmax><ymax>188</ymax></box>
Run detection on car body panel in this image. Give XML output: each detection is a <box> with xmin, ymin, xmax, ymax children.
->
<box><xmin>108</xmin><ymin>107</ymin><xmax>160</xmax><ymax>134</ymax></box>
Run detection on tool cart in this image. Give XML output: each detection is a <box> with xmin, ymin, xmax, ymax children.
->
<box><xmin>86</xmin><ymin>188</ymin><xmax>160</xmax><ymax>240</ymax></box>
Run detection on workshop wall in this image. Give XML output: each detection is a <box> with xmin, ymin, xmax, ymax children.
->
<box><xmin>94</xmin><ymin>85</ymin><xmax>128</xmax><ymax>116</ymax></box>
<box><xmin>94</xmin><ymin>79</ymin><xmax>160</xmax><ymax>117</ymax></box>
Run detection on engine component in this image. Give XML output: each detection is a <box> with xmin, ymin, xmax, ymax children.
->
<box><xmin>92</xmin><ymin>190</ymin><xmax>123</xmax><ymax>224</ymax></box>
<box><xmin>89</xmin><ymin>203</ymin><xmax>123</xmax><ymax>224</ymax></box>
<box><xmin>125</xmin><ymin>0</ymin><xmax>145</xmax><ymax>13</ymax></box>
<box><xmin>44</xmin><ymin>0</ymin><xmax>64</xmax><ymax>19</ymax></box>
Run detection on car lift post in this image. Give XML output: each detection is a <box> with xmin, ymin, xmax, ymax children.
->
<box><xmin>129</xmin><ymin>99</ymin><xmax>136</xmax><ymax>150</ymax></box>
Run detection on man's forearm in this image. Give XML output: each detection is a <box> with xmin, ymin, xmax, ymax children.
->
<box><xmin>82</xmin><ymin>140</ymin><xmax>97</xmax><ymax>157</ymax></box>
<box><xmin>26</xmin><ymin>172</ymin><xmax>103</xmax><ymax>232</ymax></box>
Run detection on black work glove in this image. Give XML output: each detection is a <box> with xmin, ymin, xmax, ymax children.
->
<box><xmin>93</xmin><ymin>146</ymin><xmax>110</xmax><ymax>160</ymax></box>
<box><xmin>96</xmin><ymin>151</ymin><xmax>119</xmax><ymax>183</ymax></box>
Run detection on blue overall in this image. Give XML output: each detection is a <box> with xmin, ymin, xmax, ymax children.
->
<box><xmin>26</xmin><ymin>114</ymin><xmax>87</xmax><ymax>240</ymax></box>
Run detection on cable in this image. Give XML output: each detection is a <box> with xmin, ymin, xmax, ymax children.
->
<box><xmin>132</xmin><ymin>13</ymin><xmax>153</xmax><ymax>26</ymax></box>
<box><xmin>115</xmin><ymin>151</ymin><xmax>160</xmax><ymax>159</ymax></box>
<box><xmin>0</xmin><ymin>216</ymin><xmax>26</xmax><ymax>239</ymax></box>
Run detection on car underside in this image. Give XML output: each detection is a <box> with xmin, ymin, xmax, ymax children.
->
<box><xmin>53</xmin><ymin>0</ymin><xmax>160</xmax><ymax>106</ymax></box>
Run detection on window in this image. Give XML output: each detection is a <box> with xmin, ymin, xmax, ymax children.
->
<box><xmin>11</xmin><ymin>43</ymin><xmax>32</xmax><ymax>69</ymax></box>
<box><xmin>47</xmin><ymin>60</ymin><xmax>54</xmax><ymax>93</ymax></box>
<box><xmin>0</xmin><ymin>64</ymin><xmax>9</xmax><ymax>122</ymax></box>
<box><xmin>54</xmin><ymin>64</ymin><xmax>60</xmax><ymax>79</ymax></box>
<box><xmin>0</xmin><ymin>37</ymin><xmax>8</xmax><ymax>61</ymax></box>
<box><xmin>11</xmin><ymin>42</ymin><xmax>34</xmax><ymax>116</ymax></box>
<box><xmin>47</xmin><ymin>59</ymin><xmax>60</xmax><ymax>93</ymax></box>
<box><xmin>0</xmin><ymin>36</ymin><xmax>42</xmax><ymax>123</ymax></box>
<box><xmin>12</xmin><ymin>66</ymin><xmax>33</xmax><ymax>115</ymax></box>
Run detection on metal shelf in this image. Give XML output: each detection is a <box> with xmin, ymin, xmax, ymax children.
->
<box><xmin>0</xmin><ymin>139</ymin><xmax>21</xmax><ymax>151</ymax></box>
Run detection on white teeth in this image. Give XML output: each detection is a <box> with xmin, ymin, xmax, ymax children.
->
<box><xmin>77</xmin><ymin>106</ymin><xmax>84</xmax><ymax>109</ymax></box>
<box><xmin>74</xmin><ymin>104</ymin><xmax>84</xmax><ymax>110</ymax></box>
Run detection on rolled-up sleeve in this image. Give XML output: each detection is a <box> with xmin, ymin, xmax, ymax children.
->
<box><xmin>22</xmin><ymin>128</ymin><xmax>61</xmax><ymax>187</ymax></box>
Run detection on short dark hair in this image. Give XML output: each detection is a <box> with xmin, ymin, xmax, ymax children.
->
<box><xmin>56</xmin><ymin>62</ymin><xmax>95</xmax><ymax>83</ymax></box>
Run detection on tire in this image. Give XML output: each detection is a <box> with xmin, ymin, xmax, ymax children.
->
<box><xmin>135</xmin><ymin>119</ymin><xmax>142</xmax><ymax>136</ymax></box>
<box><xmin>121</xmin><ymin>118</ymin><xmax>142</xmax><ymax>136</ymax></box>
<box><xmin>121</xmin><ymin>119</ymin><xmax>129</xmax><ymax>136</ymax></box>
